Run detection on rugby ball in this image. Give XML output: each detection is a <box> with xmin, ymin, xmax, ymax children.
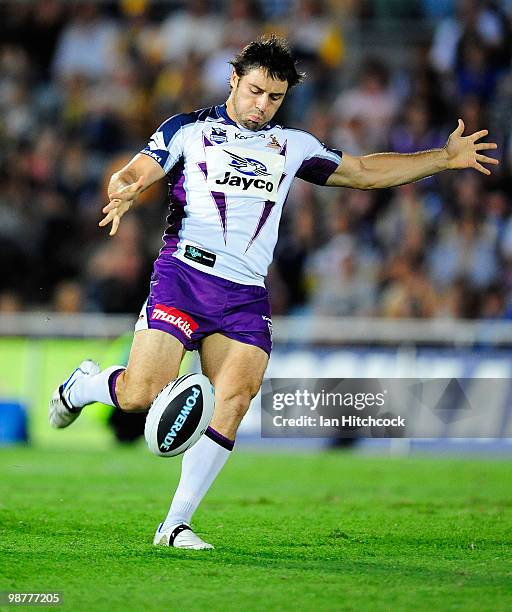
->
<box><xmin>144</xmin><ymin>373</ymin><xmax>215</xmax><ymax>457</ymax></box>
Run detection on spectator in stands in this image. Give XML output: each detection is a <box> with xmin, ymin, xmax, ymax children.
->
<box><xmin>333</xmin><ymin>58</ymin><xmax>400</xmax><ymax>151</ymax></box>
<box><xmin>0</xmin><ymin>1</ymin><xmax>506</xmax><ymax>320</ymax></box>
<box><xmin>202</xmin><ymin>1</ymin><xmax>260</xmax><ymax>105</ymax></box>
<box><xmin>428</xmin><ymin>213</ymin><xmax>498</xmax><ymax>290</ymax></box>
<box><xmin>429</xmin><ymin>0</ymin><xmax>508</xmax><ymax>75</ymax></box>
<box><xmin>52</xmin><ymin>280</ymin><xmax>84</xmax><ymax>314</ymax></box>
<box><xmin>307</xmin><ymin>205</ymin><xmax>378</xmax><ymax>317</ymax></box>
<box><xmin>53</xmin><ymin>3</ymin><xmax>121</xmax><ymax>81</ymax></box>
<box><xmin>376</xmin><ymin>184</ymin><xmax>430</xmax><ymax>260</ymax></box>
<box><xmin>389</xmin><ymin>98</ymin><xmax>444</xmax><ymax>154</ymax></box>
<box><xmin>379</xmin><ymin>257</ymin><xmax>438</xmax><ymax>318</ymax></box>
<box><xmin>274</xmin><ymin>201</ymin><xmax>317</xmax><ymax>314</ymax></box>
<box><xmin>455</xmin><ymin>33</ymin><xmax>501</xmax><ymax>101</ymax></box>
<box><xmin>0</xmin><ymin>290</ymin><xmax>22</xmax><ymax>313</ymax></box>
<box><xmin>84</xmin><ymin>216</ymin><xmax>152</xmax><ymax>314</ymax></box>
<box><xmin>158</xmin><ymin>0</ymin><xmax>223</xmax><ymax>64</ymax></box>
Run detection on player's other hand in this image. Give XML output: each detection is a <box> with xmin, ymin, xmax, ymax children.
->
<box><xmin>445</xmin><ymin>119</ymin><xmax>499</xmax><ymax>176</ymax></box>
<box><xmin>100</xmin><ymin>176</ymin><xmax>145</xmax><ymax>236</ymax></box>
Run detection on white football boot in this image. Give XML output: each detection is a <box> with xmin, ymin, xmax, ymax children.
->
<box><xmin>49</xmin><ymin>360</ymin><xmax>101</xmax><ymax>429</ymax></box>
<box><xmin>153</xmin><ymin>523</ymin><xmax>214</xmax><ymax>550</ymax></box>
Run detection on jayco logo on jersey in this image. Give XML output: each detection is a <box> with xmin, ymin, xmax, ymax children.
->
<box><xmin>205</xmin><ymin>145</ymin><xmax>285</xmax><ymax>202</ymax></box>
<box><xmin>216</xmin><ymin>150</ymin><xmax>273</xmax><ymax>192</ymax></box>
<box><xmin>216</xmin><ymin>172</ymin><xmax>274</xmax><ymax>193</ymax></box>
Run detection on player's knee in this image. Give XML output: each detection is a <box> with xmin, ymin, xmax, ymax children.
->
<box><xmin>119</xmin><ymin>395</ymin><xmax>151</xmax><ymax>413</ymax></box>
<box><xmin>118</xmin><ymin>387</ymin><xmax>156</xmax><ymax>413</ymax></box>
<box><xmin>116</xmin><ymin>370</ymin><xmax>166</xmax><ymax>413</ymax></box>
<box><xmin>216</xmin><ymin>389</ymin><xmax>254</xmax><ymax>418</ymax></box>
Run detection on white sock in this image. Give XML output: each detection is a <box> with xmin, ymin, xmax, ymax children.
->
<box><xmin>68</xmin><ymin>366</ymin><xmax>125</xmax><ymax>408</ymax></box>
<box><xmin>162</xmin><ymin>427</ymin><xmax>234</xmax><ymax>530</ymax></box>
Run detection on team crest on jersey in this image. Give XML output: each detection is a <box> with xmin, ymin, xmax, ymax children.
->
<box><xmin>204</xmin><ymin>145</ymin><xmax>285</xmax><ymax>202</ymax></box>
<box><xmin>224</xmin><ymin>150</ymin><xmax>271</xmax><ymax>177</ymax></box>
<box><xmin>266</xmin><ymin>135</ymin><xmax>281</xmax><ymax>150</ymax></box>
<box><xmin>210</xmin><ymin>127</ymin><xmax>227</xmax><ymax>144</ymax></box>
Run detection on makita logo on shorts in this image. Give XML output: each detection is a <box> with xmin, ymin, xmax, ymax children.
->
<box><xmin>151</xmin><ymin>304</ymin><xmax>198</xmax><ymax>338</ymax></box>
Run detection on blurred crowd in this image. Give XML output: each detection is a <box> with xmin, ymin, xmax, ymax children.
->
<box><xmin>1</xmin><ymin>0</ymin><xmax>512</xmax><ymax>321</ymax></box>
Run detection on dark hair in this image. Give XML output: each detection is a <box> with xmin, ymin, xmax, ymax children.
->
<box><xmin>229</xmin><ymin>35</ymin><xmax>304</xmax><ymax>88</ymax></box>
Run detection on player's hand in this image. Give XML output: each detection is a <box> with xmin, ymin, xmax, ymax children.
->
<box><xmin>444</xmin><ymin>119</ymin><xmax>499</xmax><ymax>176</ymax></box>
<box><xmin>100</xmin><ymin>176</ymin><xmax>145</xmax><ymax>236</ymax></box>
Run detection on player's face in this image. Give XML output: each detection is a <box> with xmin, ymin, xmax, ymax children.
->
<box><xmin>228</xmin><ymin>68</ymin><xmax>288</xmax><ymax>131</ymax></box>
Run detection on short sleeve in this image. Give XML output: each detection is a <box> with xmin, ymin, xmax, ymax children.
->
<box><xmin>295</xmin><ymin>132</ymin><xmax>343</xmax><ymax>186</ymax></box>
<box><xmin>140</xmin><ymin>114</ymin><xmax>187</xmax><ymax>174</ymax></box>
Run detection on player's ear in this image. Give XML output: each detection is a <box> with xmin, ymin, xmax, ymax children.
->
<box><xmin>229</xmin><ymin>69</ymin><xmax>239</xmax><ymax>90</ymax></box>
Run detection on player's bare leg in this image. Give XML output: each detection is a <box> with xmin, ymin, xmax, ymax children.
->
<box><xmin>156</xmin><ymin>334</ymin><xmax>268</xmax><ymax>549</ymax></box>
<box><xmin>200</xmin><ymin>333</ymin><xmax>268</xmax><ymax>439</ymax></box>
<box><xmin>115</xmin><ymin>329</ymin><xmax>185</xmax><ymax>411</ymax></box>
<box><xmin>49</xmin><ymin>329</ymin><xmax>185</xmax><ymax>428</ymax></box>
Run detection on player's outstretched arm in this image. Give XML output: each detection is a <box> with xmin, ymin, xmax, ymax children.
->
<box><xmin>326</xmin><ymin>119</ymin><xmax>499</xmax><ymax>190</ymax></box>
<box><xmin>100</xmin><ymin>153</ymin><xmax>166</xmax><ymax>236</ymax></box>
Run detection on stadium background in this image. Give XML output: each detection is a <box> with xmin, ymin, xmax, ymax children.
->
<box><xmin>0</xmin><ymin>2</ymin><xmax>511</xmax><ymax>610</ymax></box>
<box><xmin>1</xmin><ymin>0</ymin><xmax>511</xmax><ymax>446</ymax></box>
<box><xmin>1</xmin><ymin>0</ymin><xmax>512</xmax><ymax>320</ymax></box>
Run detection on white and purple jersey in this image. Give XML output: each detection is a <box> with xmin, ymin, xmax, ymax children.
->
<box><xmin>141</xmin><ymin>104</ymin><xmax>342</xmax><ymax>286</ymax></box>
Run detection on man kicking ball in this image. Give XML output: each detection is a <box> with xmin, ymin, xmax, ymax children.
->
<box><xmin>49</xmin><ymin>35</ymin><xmax>498</xmax><ymax>549</ymax></box>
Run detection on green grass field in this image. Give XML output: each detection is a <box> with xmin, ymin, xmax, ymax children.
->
<box><xmin>1</xmin><ymin>446</ymin><xmax>510</xmax><ymax>611</ymax></box>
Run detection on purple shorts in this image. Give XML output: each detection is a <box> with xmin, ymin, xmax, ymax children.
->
<box><xmin>135</xmin><ymin>256</ymin><xmax>272</xmax><ymax>356</ymax></box>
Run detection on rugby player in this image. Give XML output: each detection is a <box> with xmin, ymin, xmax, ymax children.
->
<box><xmin>49</xmin><ymin>36</ymin><xmax>498</xmax><ymax>549</ymax></box>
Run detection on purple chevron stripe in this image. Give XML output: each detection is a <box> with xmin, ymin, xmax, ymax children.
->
<box><xmin>197</xmin><ymin>161</ymin><xmax>227</xmax><ymax>242</ymax></box>
<box><xmin>198</xmin><ymin>161</ymin><xmax>207</xmax><ymax>179</ymax></box>
<box><xmin>211</xmin><ymin>191</ymin><xmax>227</xmax><ymax>242</ymax></box>
<box><xmin>245</xmin><ymin>200</ymin><xmax>275</xmax><ymax>252</ymax></box>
